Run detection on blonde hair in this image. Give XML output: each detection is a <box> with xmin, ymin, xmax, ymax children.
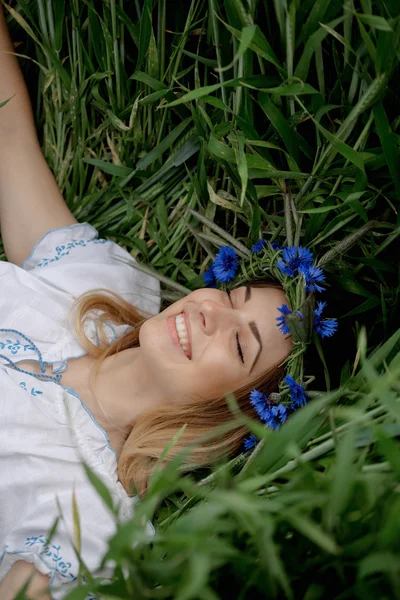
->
<box><xmin>70</xmin><ymin>281</ymin><xmax>292</xmax><ymax>496</ymax></box>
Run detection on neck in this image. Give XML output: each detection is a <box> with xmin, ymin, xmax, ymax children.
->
<box><xmin>78</xmin><ymin>347</ymin><xmax>166</xmax><ymax>449</ymax></box>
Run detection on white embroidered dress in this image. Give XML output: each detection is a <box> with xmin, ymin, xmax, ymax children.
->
<box><xmin>0</xmin><ymin>223</ymin><xmax>161</xmax><ymax>599</ymax></box>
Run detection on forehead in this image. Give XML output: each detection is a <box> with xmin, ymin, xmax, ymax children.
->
<box><xmin>235</xmin><ymin>285</ymin><xmax>293</xmax><ymax>373</ymax></box>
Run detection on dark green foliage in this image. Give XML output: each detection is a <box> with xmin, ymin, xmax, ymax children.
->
<box><xmin>3</xmin><ymin>0</ymin><xmax>400</xmax><ymax>597</ymax></box>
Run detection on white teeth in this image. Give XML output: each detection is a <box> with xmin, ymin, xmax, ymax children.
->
<box><xmin>175</xmin><ymin>314</ymin><xmax>190</xmax><ymax>357</ymax></box>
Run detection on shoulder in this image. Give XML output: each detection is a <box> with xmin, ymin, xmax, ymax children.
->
<box><xmin>19</xmin><ymin>222</ymin><xmax>161</xmax><ymax>317</ymax></box>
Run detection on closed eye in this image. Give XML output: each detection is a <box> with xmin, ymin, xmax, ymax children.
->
<box><xmin>226</xmin><ymin>290</ymin><xmax>244</xmax><ymax>364</ymax></box>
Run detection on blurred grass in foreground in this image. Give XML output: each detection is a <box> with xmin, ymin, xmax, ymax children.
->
<box><xmin>2</xmin><ymin>0</ymin><xmax>400</xmax><ymax>597</ymax></box>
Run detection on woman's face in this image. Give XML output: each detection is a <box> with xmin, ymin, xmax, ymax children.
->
<box><xmin>139</xmin><ymin>285</ymin><xmax>293</xmax><ymax>402</ymax></box>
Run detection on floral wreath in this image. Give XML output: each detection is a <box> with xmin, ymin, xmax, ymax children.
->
<box><xmin>201</xmin><ymin>239</ymin><xmax>338</xmax><ymax>450</ymax></box>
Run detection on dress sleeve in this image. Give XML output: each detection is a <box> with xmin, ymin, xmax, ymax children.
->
<box><xmin>0</xmin><ymin>484</ymin><xmax>152</xmax><ymax>600</ymax></box>
<box><xmin>20</xmin><ymin>222</ymin><xmax>160</xmax><ymax>319</ymax></box>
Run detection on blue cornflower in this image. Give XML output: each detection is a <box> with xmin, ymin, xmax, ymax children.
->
<box><xmin>270</xmin><ymin>403</ymin><xmax>289</xmax><ymax>424</ymax></box>
<box><xmin>212</xmin><ymin>246</ymin><xmax>239</xmax><ymax>283</ymax></box>
<box><xmin>278</xmin><ymin>404</ymin><xmax>289</xmax><ymax>423</ymax></box>
<box><xmin>247</xmin><ymin>391</ymin><xmax>290</xmax><ymax>443</ymax></box>
<box><xmin>202</xmin><ymin>267</ymin><xmax>217</xmax><ymax>288</ymax></box>
<box><xmin>276</xmin><ymin>304</ymin><xmax>292</xmax><ymax>335</ymax></box>
<box><xmin>249</xmin><ymin>389</ymin><xmax>268</xmax><ymax>421</ymax></box>
<box><xmin>298</xmin><ymin>263</ymin><xmax>326</xmax><ymax>293</ymax></box>
<box><xmin>262</xmin><ymin>405</ymin><xmax>283</xmax><ymax>429</ymax></box>
<box><xmin>276</xmin><ymin>245</ymin><xmax>314</xmax><ymax>277</ymax></box>
<box><xmin>251</xmin><ymin>238</ymin><xmax>267</xmax><ymax>253</ymax></box>
<box><xmin>284</xmin><ymin>375</ymin><xmax>308</xmax><ymax>408</ymax></box>
<box><xmin>276</xmin><ymin>304</ymin><xmax>303</xmax><ymax>335</ymax></box>
<box><xmin>314</xmin><ymin>301</ymin><xmax>338</xmax><ymax>339</ymax></box>
<box><xmin>244</xmin><ymin>434</ymin><xmax>258</xmax><ymax>451</ymax></box>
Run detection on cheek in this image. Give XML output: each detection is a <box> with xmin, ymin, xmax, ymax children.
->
<box><xmin>188</xmin><ymin>351</ymin><xmax>246</xmax><ymax>396</ymax></box>
<box><xmin>140</xmin><ymin>317</ymin><xmax>192</xmax><ymax>369</ymax></box>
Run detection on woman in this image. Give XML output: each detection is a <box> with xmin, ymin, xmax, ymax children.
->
<box><xmin>0</xmin><ymin>6</ymin><xmax>293</xmax><ymax>599</ymax></box>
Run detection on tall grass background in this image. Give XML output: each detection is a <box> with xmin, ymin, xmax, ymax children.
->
<box><xmin>2</xmin><ymin>0</ymin><xmax>400</xmax><ymax>598</ymax></box>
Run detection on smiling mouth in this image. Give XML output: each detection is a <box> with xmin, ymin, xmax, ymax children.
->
<box><xmin>175</xmin><ymin>313</ymin><xmax>191</xmax><ymax>359</ymax></box>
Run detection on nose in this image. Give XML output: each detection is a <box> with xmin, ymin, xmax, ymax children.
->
<box><xmin>200</xmin><ymin>299</ymin><xmax>240</xmax><ymax>334</ymax></box>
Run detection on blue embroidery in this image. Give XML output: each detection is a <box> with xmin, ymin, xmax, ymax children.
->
<box><xmin>0</xmin><ymin>329</ymin><xmax>116</xmax><ymax>456</ymax></box>
<box><xmin>19</xmin><ymin>381</ymin><xmax>43</xmax><ymax>396</ymax></box>
<box><xmin>36</xmin><ymin>238</ymin><xmax>107</xmax><ymax>268</ymax></box>
<box><xmin>0</xmin><ymin>328</ymin><xmax>62</xmax><ymax>385</ymax></box>
<box><xmin>25</xmin><ymin>535</ymin><xmax>76</xmax><ymax>581</ymax></box>
<box><xmin>0</xmin><ymin>339</ymin><xmax>36</xmax><ymax>355</ymax></box>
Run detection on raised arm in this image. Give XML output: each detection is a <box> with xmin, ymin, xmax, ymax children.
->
<box><xmin>0</xmin><ymin>560</ymin><xmax>52</xmax><ymax>600</ymax></box>
<box><xmin>0</xmin><ymin>2</ymin><xmax>77</xmax><ymax>268</ymax></box>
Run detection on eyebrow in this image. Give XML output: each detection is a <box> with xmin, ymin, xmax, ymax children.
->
<box><xmin>244</xmin><ymin>287</ymin><xmax>263</xmax><ymax>374</ymax></box>
<box><xmin>249</xmin><ymin>322</ymin><xmax>262</xmax><ymax>374</ymax></box>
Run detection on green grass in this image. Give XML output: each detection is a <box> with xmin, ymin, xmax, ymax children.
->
<box><xmin>3</xmin><ymin>0</ymin><xmax>400</xmax><ymax>598</ymax></box>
